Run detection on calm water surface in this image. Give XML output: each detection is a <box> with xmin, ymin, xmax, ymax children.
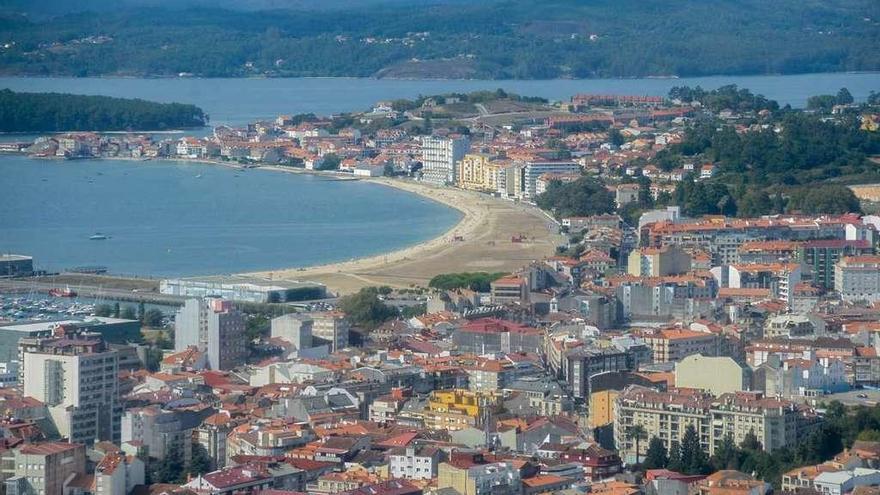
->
<box><xmin>0</xmin><ymin>156</ymin><xmax>461</xmax><ymax>276</ymax></box>
<box><xmin>1</xmin><ymin>73</ymin><xmax>878</xmax><ymax>276</ymax></box>
<box><xmin>1</xmin><ymin>73</ymin><xmax>878</xmax><ymax>127</ymax></box>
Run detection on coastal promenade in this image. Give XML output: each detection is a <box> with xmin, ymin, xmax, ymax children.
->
<box><xmin>245</xmin><ymin>178</ymin><xmax>565</xmax><ymax>294</ymax></box>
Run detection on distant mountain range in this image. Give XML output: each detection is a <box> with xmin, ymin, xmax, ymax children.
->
<box><xmin>0</xmin><ymin>0</ymin><xmax>877</xmax><ymax>79</ymax></box>
<box><xmin>0</xmin><ymin>0</ymin><xmax>468</xmax><ymax>17</ymax></box>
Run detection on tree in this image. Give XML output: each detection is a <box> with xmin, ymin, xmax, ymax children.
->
<box><xmin>627</xmin><ymin>425</ymin><xmax>648</xmax><ymax>464</ymax></box>
<box><xmin>113</xmin><ymin>302</ymin><xmax>121</xmax><ymax>318</ymax></box>
<box><xmin>145</xmin><ymin>346</ymin><xmax>163</xmax><ymax>372</ymax></box>
<box><xmin>642</xmin><ymin>437</ymin><xmax>669</xmax><ymax>470</ymax></box>
<box><xmin>535</xmin><ymin>177</ymin><xmax>615</xmax><ymax>219</ymax></box>
<box><xmin>143</xmin><ymin>308</ymin><xmax>164</xmax><ymax>328</ymax></box>
<box><xmin>120</xmin><ymin>306</ymin><xmax>137</xmax><ymax>320</ymax></box>
<box><xmin>338</xmin><ymin>287</ymin><xmax>398</xmax><ymax>330</ymax></box>
<box><xmin>94</xmin><ymin>304</ymin><xmax>113</xmax><ymax>317</ymax></box>
<box><xmin>667</xmin><ymin>441</ymin><xmax>682</xmax><ymax>472</ymax></box>
<box><xmin>245</xmin><ymin>314</ymin><xmax>270</xmax><ymax>341</ymax></box>
<box><xmin>189</xmin><ymin>443</ymin><xmax>212</xmax><ymax>476</ymax></box>
<box><xmin>137</xmin><ymin>302</ymin><xmax>146</xmax><ymax>321</ymax></box>
<box><xmin>680</xmin><ymin>424</ymin><xmax>711</xmax><ymax>474</ymax></box>
<box><xmin>609</xmin><ymin>128</ymin><xmax>625</xmax><ymax>147</ymax></box>
<box><xmin>786</xmin><ymin>185</ymin><xmax>862</xmax><ymax>215</ymax></box>
<box><xmin>152</xmin><ymin>442</ymin><xmax>185</xmax><ymax>484</ymax></box>
<box><xmin>712</xmin><ymin>433</ymin><xmax>740</xmax><ymax>470</ymax></box>
<box><xmin>737</xmin><ymin>189</ymin><xmax>772</xmax><ymax>217</ymax></box>
<box><xmin>837</xmin><ymin>87</ymin><xmax>854</xmax><ymax>105</ymax></box>
<box><xmin>428</xmin><ymin>272</ymin><xmax>506</xmax><ymax>292</ymax></box>
<box><xmin>318</xmin><ymin>153</ymin><xmax>341</xmax><ymax>170</ymax></box>
<box><xmin>741</xmin><ymin>430</ymin><xmax>763</xmax><ymax>451</ymax></box>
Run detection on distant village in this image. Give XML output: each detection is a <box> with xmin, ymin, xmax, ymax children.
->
<box><xmin>3</xmin><ymin>91</ymin><xmax>880</xmax><ymax>495</ymax></box>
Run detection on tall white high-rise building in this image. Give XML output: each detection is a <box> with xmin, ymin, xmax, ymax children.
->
<box><xmin>175</xmin><ymin>298</ymin><xmax>246</xmax><ymax>370</ymax></box>
<box><xmin>420</xmin><ymin>135</ymin><xmax>470</xmax><ymax>185</ymax></box>
<box><xmin>20</xmin><ymin>328</ymin><xmax>121</xmax><ymax>445</ymax></box>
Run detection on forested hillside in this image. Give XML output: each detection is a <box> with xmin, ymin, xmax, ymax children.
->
<box><xmin>0</xmin><ymin>90</ymin><xmax>208</xmax><ymax>131</ymax></box>
<box><xmin>0</xmin><ymin>0</ymin><xmax>877</xmax><ymax>78</ymax></box>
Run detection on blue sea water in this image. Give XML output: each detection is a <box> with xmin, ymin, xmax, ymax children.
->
<box><xmin>0</xmin><ymin>156</ymin><xmax>461</xmax><ymax>276</ymax></box>
<box><xmin>1</xmin><ymin>73</ymin><xmax>878</xmax><ymax>276</ymax></box>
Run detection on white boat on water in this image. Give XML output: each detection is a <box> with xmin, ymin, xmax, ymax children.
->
<box><xmin>89</xmin><ymin>233</ymin><xmax>109</xmax><ymax>240</ymax></box>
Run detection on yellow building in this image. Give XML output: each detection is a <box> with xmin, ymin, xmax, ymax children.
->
<box><xmin>421</xmin><ymin>389</ymin><xmax>492</xmax><ymax>431</ymax></box>
<box><xmin>457</xmin><ymin>153</ymin><xmax>499</xmax><ymax>192</ymax></box>
<box><xmin>589</xmin><ymin>390</ymin><xmax>619</xmax><ymax>429</ymax></box>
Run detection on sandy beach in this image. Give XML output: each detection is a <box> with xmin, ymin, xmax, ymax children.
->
<box><xmin>244</xmin><ymin>174</ymin><xmax>565</xmax><ymax>294</ymax></box>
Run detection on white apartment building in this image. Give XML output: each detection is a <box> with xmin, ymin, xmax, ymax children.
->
<box><xmin>420</xmin><ymin>135</ymin><xmax>470</xmax><ymax>186</ymax></box>
<box><xmin>520</xmin><ymin>161</ymin><xmax>581</xmax><ymax>201</ymax></box>
<box><xmin>175</xmin><ymin>298</ymin><xmax>247</xmax><ymax>370</ymax></box>
<box><xmin>835</xmin><ymin>256</ymin><xmax>880</xmax><ymax>302</ymax></box>
<box><xmin>20</xmin><ymin>331</ymin><xmax>121</xmax><ymax>445</ymax></box>
<box><xmin>389</xmin><ymin>445</ymin><xmax>444</xmax><ymax>480</ymax></box>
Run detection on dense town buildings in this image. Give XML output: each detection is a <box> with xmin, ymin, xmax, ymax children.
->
<box><xmin>6</xmin><ymin>91</ymin><xmax>880</xmax><ymax>495</ymax></box>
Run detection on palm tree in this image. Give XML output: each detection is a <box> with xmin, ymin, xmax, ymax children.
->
<box><xmin>627</xmin><ymin>424</ymin><xmax>648</xmax><ymax>464</ymax></box>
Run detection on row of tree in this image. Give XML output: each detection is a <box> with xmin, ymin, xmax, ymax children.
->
<box><xmin>94</xmin><ymin>301</ymin><xmax>164</xmax><ymax>327</ymax></box>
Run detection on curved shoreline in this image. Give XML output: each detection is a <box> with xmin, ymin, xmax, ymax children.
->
<box><xmin>6</xmin><ymin>153</ymin><xmax>559</xmax><ymax>293</ymax></box>
<box><xmin>242</xmin><ymin>166</ymin><xmax>562</xmax><ymax>294</ymax></box>
<box><xmin>242</xmin><ymin>172</ymin><xmax>484</xmax><ymax>280</ymax></box>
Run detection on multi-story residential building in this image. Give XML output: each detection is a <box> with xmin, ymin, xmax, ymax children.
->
<box><xmin>438</xmin><ymin>451</ymin><xmax>521</xmax><ymax>495</ymax></box>
<box><xmin>490</xmin><ymin>276</ymin><xmax>529</xmax><ymax>305</ymax></box>
<box><xmin>737</xmin><ymin>240</ymin><xmax>801</xmax><ymax>264</ymax></box>
<box><xmin>558</xmin><ymin>445</ymin><xmax>622</xmax><ymax>481</ymax></box>
<box><xmin>310</xmin><ymin>312</ymin><xmax>350</xmax><ymax>351</ymax></box>
<box><xmin>519</xmin><ymin>161</ymin><xmax>581</xmax><ymax>201</ymax></box>
<box><xmin>389</xmin><ymin>445</ymin><xmax>445</xmax><ymax>480</ymax></box>
<box><xmin>457</xmin><ymin>153</ymin><xmax>498</xmax><ymax>192</ymax></box>
<box><xmin>420</xmin><ymin>135</ymin><xmax>470</xmax><ymax>185</ymax></box>
<box><xmin>369</xmin><ymin>388</ymin><xmax>409</xmax><ymax>424</ymax></box>
<box><xmin>465</xmin><ymin>360</ymin><xmax>517</xmax><ymax>393</ymax></box>
<box><xmin>642</xmin><ymin>329</ymin><xmax>722</xmax><ymax>363</ymax></box>
<box><xmin>271</xmin><ymin>314</ymin><xmax>313</xmax><ymax>350</ymax></box>
<box><xmin>674</xmin><ymin>354</ymin><xmax>752</xmax><ymax>396</ymax></box>
<box><xmin>615</xmin><ymin>183</ymin><xmax>640</xmax><ymax>209</ymax></box>
<box><xmin>563</xmin><ymin>347</ymin><xmax>630</xmax><ymax>400</ymax></box>
<box><xmin>94</xmin><ymin>448</ymin><xmax>146</xmax><ymax>495</ymax></box>
<box><xmin>2</xmin><ymin>442</ymin><xmax>87</xmax><ymax>495</ymax></box>
<box><xmin>503</xmin><ymin>377</ymin><xmax>573</xmax><ymax>416</ymax></box>
<box><xmin>20</xmin><ymin>329</ymin><xmax>121</xmax><ymax>445</ymax></box>
<box><xmin>798</xmin><ymin>239</ymin><xmax>874</xmax><ymax>290</ymax></box>
<box><xmin>452</xmin><ymin>319</ymin><xmax>543</xmax><ymax>355</ymax></box>
<box><xmin>175</xmin><ymin>298</ymin><xmax>247</xmax><ymax>371</ymax></box>
<box><xmin>614</xmin><ymin>386</ymin><xmax>817</xmax><ymax>463</ymax></box>
<box><xmin>835</xmin><ymin>256</ymin><xmax>880</xmax><ymax>302</ymax></box>
<box><xmin>627</xmin><ymin>245</ymin><xmax>691</xmax><ymax>277</ymax></box>
<box><xmin>122</xmin><ymin>403</ymin><xmax>214</xmax><ymax>464</ymax></box>
<box><xmin>727</xmin><ymin>263</ymin><xmax>801</xmax><ymax>304</ymax></box>
<box><xmin>195</xmin><ymin>412</ymin><xmax>235</xmax><ymax>470</ymax></box>
<box><xmin>418</xmin><ymin>390</ymin><xmax>494</xmax><ymax>431</ymax></box>
<box><xmin>643</xmin><ymin>214</ymin><xmax>869</xmax><ymax>266</ymax></box>
<box><xmin>226</xmin><ymin>423</ymin><xmax>316</xmax><ymax>460</ymax></box>
<box><xmin>613</xmin><ymin>275</ymin><xmax>717</xmax><ymax>321</ymax></box>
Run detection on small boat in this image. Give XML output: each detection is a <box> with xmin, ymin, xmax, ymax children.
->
<box><xmin>89</xmin><ymin>233</ymin><xmax>109</xmax><ymax>240</ymax></box>
<box><xmin>195</xmin><ymin>174</ymin><xmax>203</xmax><ymax>178</ymax></box>
<box><xmin>49</xmin><ymin>287</ymin><xmax>77</xmax><ymax>298</ymax></box>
